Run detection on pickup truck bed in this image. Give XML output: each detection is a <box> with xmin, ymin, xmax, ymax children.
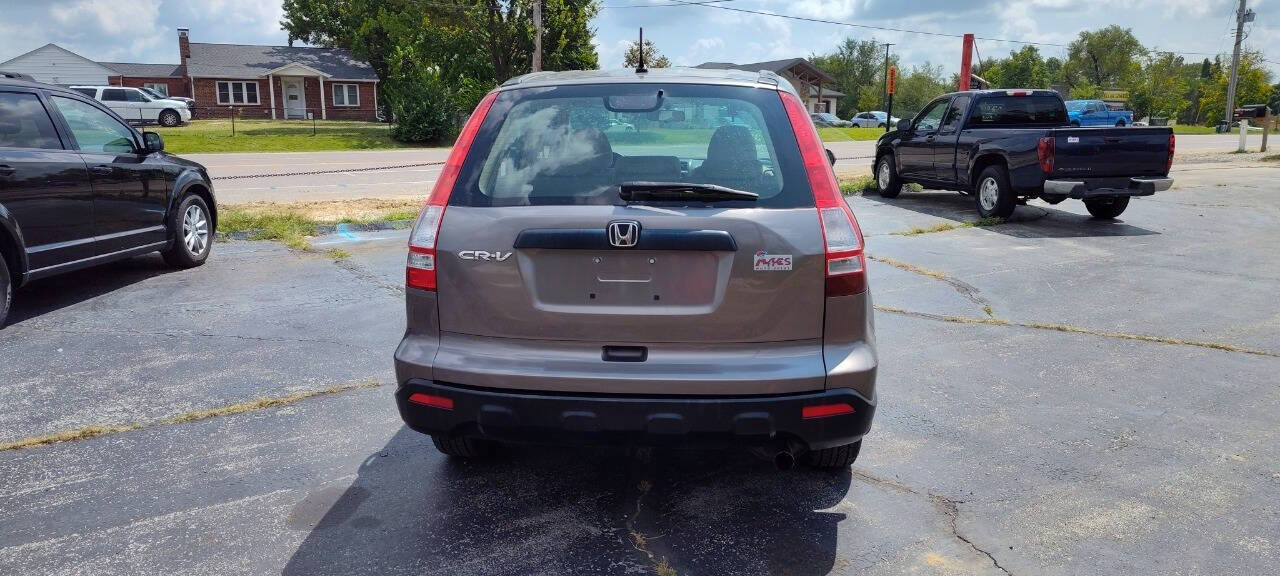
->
<box><xmin>873</xmin><ymin>89</ymin><xmax>1174</xmax><ymax>220</ymax></box>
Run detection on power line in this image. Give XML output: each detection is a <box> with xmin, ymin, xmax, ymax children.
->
<box><xmin>602</xmin><ymin>0</ymin><xmax>1273</xmax><ymax>64</ymax></box>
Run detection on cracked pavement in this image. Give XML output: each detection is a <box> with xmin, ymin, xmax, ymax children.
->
<box><xmin>1</xmin><ymin>156</ymin><xmax>1278</xmax><ymax>574</ymax></box>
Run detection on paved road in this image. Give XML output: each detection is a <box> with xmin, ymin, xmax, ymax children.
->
<box><xmin>2</xmin><ymin>160</ymin><xmax>1277</xmax><ymax>574</ymax></box>
<box><xmin>192</xmin><ymin>133</ymin><xmax>1261</xmax><ymax>204</ymax></box>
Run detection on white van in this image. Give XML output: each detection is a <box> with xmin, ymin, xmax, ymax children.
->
<box><xmin>69</xmin><ymin>86</ymin><xmax>191</xmax><ymax>127</ymax></box>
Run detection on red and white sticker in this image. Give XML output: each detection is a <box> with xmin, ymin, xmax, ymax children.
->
<box><xmin>753</xmin><ymin>250</ymin><xmax>793</xmax><ymax>271</ymax></box>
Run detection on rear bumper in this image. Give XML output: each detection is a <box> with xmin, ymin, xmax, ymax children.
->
<box><xmin>396</xmin><ymin>379</ymin><xmax>876</xmax><ymax>451</ymax></box>
<box><xmin>1043</xmin><ymin>177</ymin><xmax>1173</xmax><ymax>198</ymax></box>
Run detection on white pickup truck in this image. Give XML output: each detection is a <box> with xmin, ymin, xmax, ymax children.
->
<box><xmin>69</xmin><ymin>86</ymin><xmax>191</xmax><ymax>127</ymax></box>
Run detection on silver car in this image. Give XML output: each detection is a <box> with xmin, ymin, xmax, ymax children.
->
<box><xmin>851</xmin><ymin>111</ymin><xmax>900</xmax><ymax>128</ymax></box>
<box><xmin>394</xmin><ymin>68</ymin><xmax>877</xmax><ymax>470</ymax></box>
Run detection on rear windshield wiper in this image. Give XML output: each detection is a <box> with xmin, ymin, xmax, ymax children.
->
<box><xmin>619</xmin><ymin>181</ymin><xmax>759</xmax><ymax>202</ymax></box>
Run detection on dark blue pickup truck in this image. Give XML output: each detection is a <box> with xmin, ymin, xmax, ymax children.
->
<box><xmin>873</xmin><ymin>90</ymin><xmax>1174</xmax><ymax>219</ymax></box>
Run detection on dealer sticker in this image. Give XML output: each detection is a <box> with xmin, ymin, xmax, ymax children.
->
<box><xmin>753</xmin><ymin>250</ymin><xmax>793</xmax><ymax>271</ymax></box>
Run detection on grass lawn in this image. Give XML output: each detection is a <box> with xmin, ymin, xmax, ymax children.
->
<box><xmin>153</xmin><ymin>119</ymin><xmax>431</xmax><ymax>154</ymax></box>
<box><xmin>817</xmin><ymin>126</ymin><xmax>888</xmax><ymax>141</ymax></box>
<box><xmin>219</xmin><ymin>198</ymin><xmax>423</xmax><ymax>250</ymax></box>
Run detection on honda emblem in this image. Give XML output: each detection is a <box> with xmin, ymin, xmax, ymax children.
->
<box><xmin>607</xmin><ymin>221</ymin><xmax>640</xmax><ymax>248</ymax></box>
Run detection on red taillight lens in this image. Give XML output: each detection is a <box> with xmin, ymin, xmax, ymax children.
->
<box><xmin>1167</xmin><ymin>133</ymin><xmax>1175</xmax><ymax>173</ymax></box>
<box><xmin>802</xmin><ymin>403</ymin><xmax>855</xmax><ymax>419</ymax></box>
<box><xmin>1036</xmin><ymin>136</ymin><xmax>1054</xmax><ymax>173</ymax></box>
<box><xmin>778</xmin><ymin>90</ymin><xmax>867</xmax><ymax>297</ymax></box>
<box><xmin>407</xmin><ymin>91</ymin><xmax>499</xmax><ymax>292</ymax></box>
<box><xmin>407</xmin><ymin>392</ymin><xmax>454</xmax><ymax>410</ymax></box>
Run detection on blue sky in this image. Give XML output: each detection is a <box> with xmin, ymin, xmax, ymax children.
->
<box><xmin>3</xmin><ymin>0</ymin><xmax>1277</xmax><ymax>79</ymax></box>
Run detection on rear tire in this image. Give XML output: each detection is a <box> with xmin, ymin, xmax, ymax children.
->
<box><xmin>0</xmin><ymin>253</ymin><xmax>11</xmax><ymax>329</ymax></box>
<box><xmin>875</xmin><ymin>153</ymin><xmax>902</xmax><ymax>198</ymax></box>
<box><xmin>803</xmin><ymin>440</ymin><xmax>862</xmax><ymax>469</ymax></box>
<box><xmin>1116</xmin><ymin>120</ymin><xmax>1126</xmax><ymax>127</ymax></box>
<box><xmin>974</xmin><ymin>165</ymin><xmax>1016</xmax><ymax>219</ymax></box>
<box><xmin>877</xmin><ymin>122</ymin><xmax>886</xmax><ymax>128</ymax></box>
<box><xmin>162</xmin><ymin>194</ymin><xmax>213</xmax><ymax>268</ymax></box>
<box><xmin>159</xmin><ymin>109</ymin><xmax>181</xmax><ymax>127</ymax></box>
<box><xmin>1084</xmin><ymin>196</ymin><xmax>1130</xmax><ymax>219</ymax></box>
<box><xmin>431</xmin><ymin>435</ymin><xmax>494</xmax><ymax>459</ymax></box>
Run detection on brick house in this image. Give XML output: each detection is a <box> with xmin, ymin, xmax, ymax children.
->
<box><xmin>109</xmin><ymin>28</ymin><xmax>380</xmax><ymax>121</ymax></box>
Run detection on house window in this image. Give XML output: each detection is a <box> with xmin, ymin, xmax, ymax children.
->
<box><xmin>143</xmin><ymin>83</ymin><xmax>169</xmax><ymax>97</ymax></box>
<box><xmin>331</xmin><ymin>83</ymin><xmax>359</xmax><ymax>107</ymax></box>
<box><xmin>216</xmin><ymin>81</ymin><xmax>260</xmax><ymax>105</ymax></box>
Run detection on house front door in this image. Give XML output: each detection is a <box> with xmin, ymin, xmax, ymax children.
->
<box><xmin>283</xmin><ymin>79</ymin><xmax>306</xmax><ymax>119</ymax></box>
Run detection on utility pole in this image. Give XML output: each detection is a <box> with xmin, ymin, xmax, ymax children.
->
<box><xmin>881</xmin><ymin>43</ymin><xmax>894</xmax><ymax>110</ymax></box>
<box><xmin>532</xmin><ymin>0</ymin><xmax>543</xmax><ymax>72</ymax></box>
<box><xmin>1224</xmin><ymin>0</ymin><xmax>1254</xmax><ymax>130</ymax></box>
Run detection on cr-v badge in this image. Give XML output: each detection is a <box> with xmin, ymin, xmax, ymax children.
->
<box><xmin>459</xmin><ymin>250</ymin><xmax>513</xmax><ymax>262</ymax></box>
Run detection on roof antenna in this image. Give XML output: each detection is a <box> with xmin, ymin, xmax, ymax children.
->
<box><xmin>636</xmin><ymin>27</ymin><xmax>647</xmax><ymax>74</ymax></box>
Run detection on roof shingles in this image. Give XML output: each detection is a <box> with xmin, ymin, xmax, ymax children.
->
<box><xmin>185</xmin><ymin>43</ymin><xmax>377</xmax><ymax>80</ymax></box>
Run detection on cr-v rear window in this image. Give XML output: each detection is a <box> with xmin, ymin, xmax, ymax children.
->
<box><xmin>448</xmin><ymin>83</ymin><xmax>813</xmax><ymax>209</ymax></box>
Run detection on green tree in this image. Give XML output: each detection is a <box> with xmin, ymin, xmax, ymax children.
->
<box><xmin>1068</xmin><ymin>82</ymin><xmax>1102</xmax><ymax>100</ymax></box>
<box><xmin>1061</xmin><ymin>25</ymin><xmax>1146</xmax><ymax>92</ymax></box>
<box><xmin>987</xmin><ymin>46</ymin><xmax>1049</xmax><ymax>88</ymax></box>
<box><xmin>1129</xmin><ymin>52</ymin><xmax>1189</xmax><ymax>121</ymax></box>
<box><xmin>893</xmin><ymin>62</ymin><xmax>949</xmax><ymax>119</ymax></box>
<box><xmin>280</xmin><ymin>0</ymin><xmax>600</xmax><ymax>142</ymax></box>
<box><xmin>811</xmin><ymin>37</ymin><xmax>892</xmax><ymax>117</ymax></box>
<box><xmin>1198</xmin><ymin>49</ymin><xmax>1274</xmax><ymax>125</ymax></box>
<box><xmin>1269</xmin><ymin>82</ymin><xmax>1280</xmax><ymax>115</ymax></box>
<box><xmin>623</xmin><ymin>39</ymin><xmax>670</xmax><ymax>68</ymax></box>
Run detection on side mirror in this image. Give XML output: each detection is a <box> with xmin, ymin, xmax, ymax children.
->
<box><xmin>825</xmin><ymin>148</ymin><xmax>836</xmax><ymax>166</ymax></box>
<box><xmin>142</xmin><ymin>131</ymin><xmax>164</xmax><ymax>153</ymax></box>
<box><xmin>897</xmin><ymin>119</ymin><xmax>911</xmax><ymax>131</ymax></box>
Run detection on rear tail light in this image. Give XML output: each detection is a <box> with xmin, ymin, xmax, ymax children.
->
<box><xmin>1167</xmin><ymin>134</ymin><xmax>1175</xmax><ymax>173</ymax></box>
<box><xmin>407</xmin><ymin>392</ymin><xmax>454</xmax><ymax>410</ymax></box>
<box><xmin>779</xmin><ymin>90</ymin><xmax>867</xmax><ymax>297</ymax></box>
<box><xmin>406</xmin><ymin>91</ymin><xmax>499</xmax><ymax>291</ymax></box>
<box><xmin>802</xmin><ymin>403</ymin><xmax>855</xmax><ymax>419</ymax></box>
<box><xmin>1036</xmin><ymin>136</ymin><xmax>1054</xmax><ymax>173</ymax></box>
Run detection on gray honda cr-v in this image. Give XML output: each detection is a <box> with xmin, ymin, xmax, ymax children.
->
<box><xmin>394</xmin><ymin>67</ymin><xmax>877</xmax><ymax>469</ymax></box>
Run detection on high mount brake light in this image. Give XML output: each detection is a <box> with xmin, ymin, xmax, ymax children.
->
<box><xmin>778</xmin><ymin>90</ymin><xmax>867</xmax><ymax>297</ymax></box>
<box><xmin>406</xmin><ymin>91</ymin><xmax>499</xmax><ymax>291</ymax></box>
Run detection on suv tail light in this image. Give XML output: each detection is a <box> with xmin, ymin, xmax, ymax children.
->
<box><xmin>1036</xmin><ymin>136</ymin><xmax>1054</xmax><ymax>173</ymax></box>
<box><xmin>1167</xmin><ymin>133</ymin><xmax>1175</xmax><ymax>173</ymax></box>
<box><xmin>406</xmin><ymin>91</ymin><xmax>499</xmax><ymax>291</ymax></box>
<box><xmin>779</xmin><ymin>90</ymin><xmax>867</xmax><ymax>297</ymax></box>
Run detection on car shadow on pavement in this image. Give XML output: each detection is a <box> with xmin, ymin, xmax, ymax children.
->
<box><xmin>282</xmin><ymin>427</ymin><xmax>851</xmax><ymax>576</ymax></box>
<box><xmin>877</xmin><ymin>189</ymin><xmax>1160</xmax><ymax>238</ymax></box>
<box><xmin>7</xmin><ymin>254</ymin><xmax>178</xmax><ymax>325</ymax></box>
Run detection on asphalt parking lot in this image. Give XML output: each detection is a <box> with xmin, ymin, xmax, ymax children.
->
<box><xmin>2</xmin><ymin>156</ymin><xmax>1278</xmax><ymax>575</ymax></box>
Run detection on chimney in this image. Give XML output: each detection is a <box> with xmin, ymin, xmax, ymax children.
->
<box><xmin>177</xmin><ymin>28</ymin><xmax>191</xmax><ymax>64</ymax></box>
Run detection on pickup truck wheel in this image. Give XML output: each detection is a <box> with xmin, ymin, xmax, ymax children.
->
<box><xmin>1115</xmin><ymin>120</ymin><xmax>1126</xmax><ymax>127</ymax></box>
<box><xmin>1084</xmin><ymin>196</ymin><xmax>1130</xmax><ymax>219</ymax></box>
<box><xmin>159</xmin><ymin>109</ymin><xmax>181</xmax><ymax>127</ymax></box>
<box><xmin>803</xmin><ymin>440</ymin><xmax>861</xmax><ymax>469</ymax></box>
<box><xmin>431</xmin><ymin>435</ymin><xmax>495</xmax><ymax>459</ymax></box>
<box><xmin>975</xmin><ymin>165</ymin><xmax>1016</xmax><ymax>218</ymax></box>
<box><xmin>875</xmin><ymin>154</ymin><xmax>902</xmax><ymax>198</ymax></box>
<box><xmin>161</xmin><ymin>194</ymin><xmax>213</xmax><ymax>268</ymax></box>
<box><xmin>0</xmin><ymin>253</ymin><xmax>10</xmax><ymax>329</ymax></box>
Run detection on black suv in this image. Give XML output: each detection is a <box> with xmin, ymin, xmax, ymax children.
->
<box><xmin>0</xmin><ymin>77</ymin><xmax>216</xmax><ymax>327</ymax></box>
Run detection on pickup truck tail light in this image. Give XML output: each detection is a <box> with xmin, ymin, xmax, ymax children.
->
<box><xmin>778</xmin><ymin>90</ymin><xmax>867</xmax><ymax>297</ymax></box>
<box><xmin>1167</xmin><ymin>134</ymin><xmax>1175</xmax><ymax>173</ymax></box>
<box><xmin>1036</xmin><ymin>136</ymin><xmax>1054</xmax><ymax>173</ymax></box>
<box><xmin>406</xmin><ymin>91</ymin><xmax>498</xmax><ymax>292</ymax></box>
